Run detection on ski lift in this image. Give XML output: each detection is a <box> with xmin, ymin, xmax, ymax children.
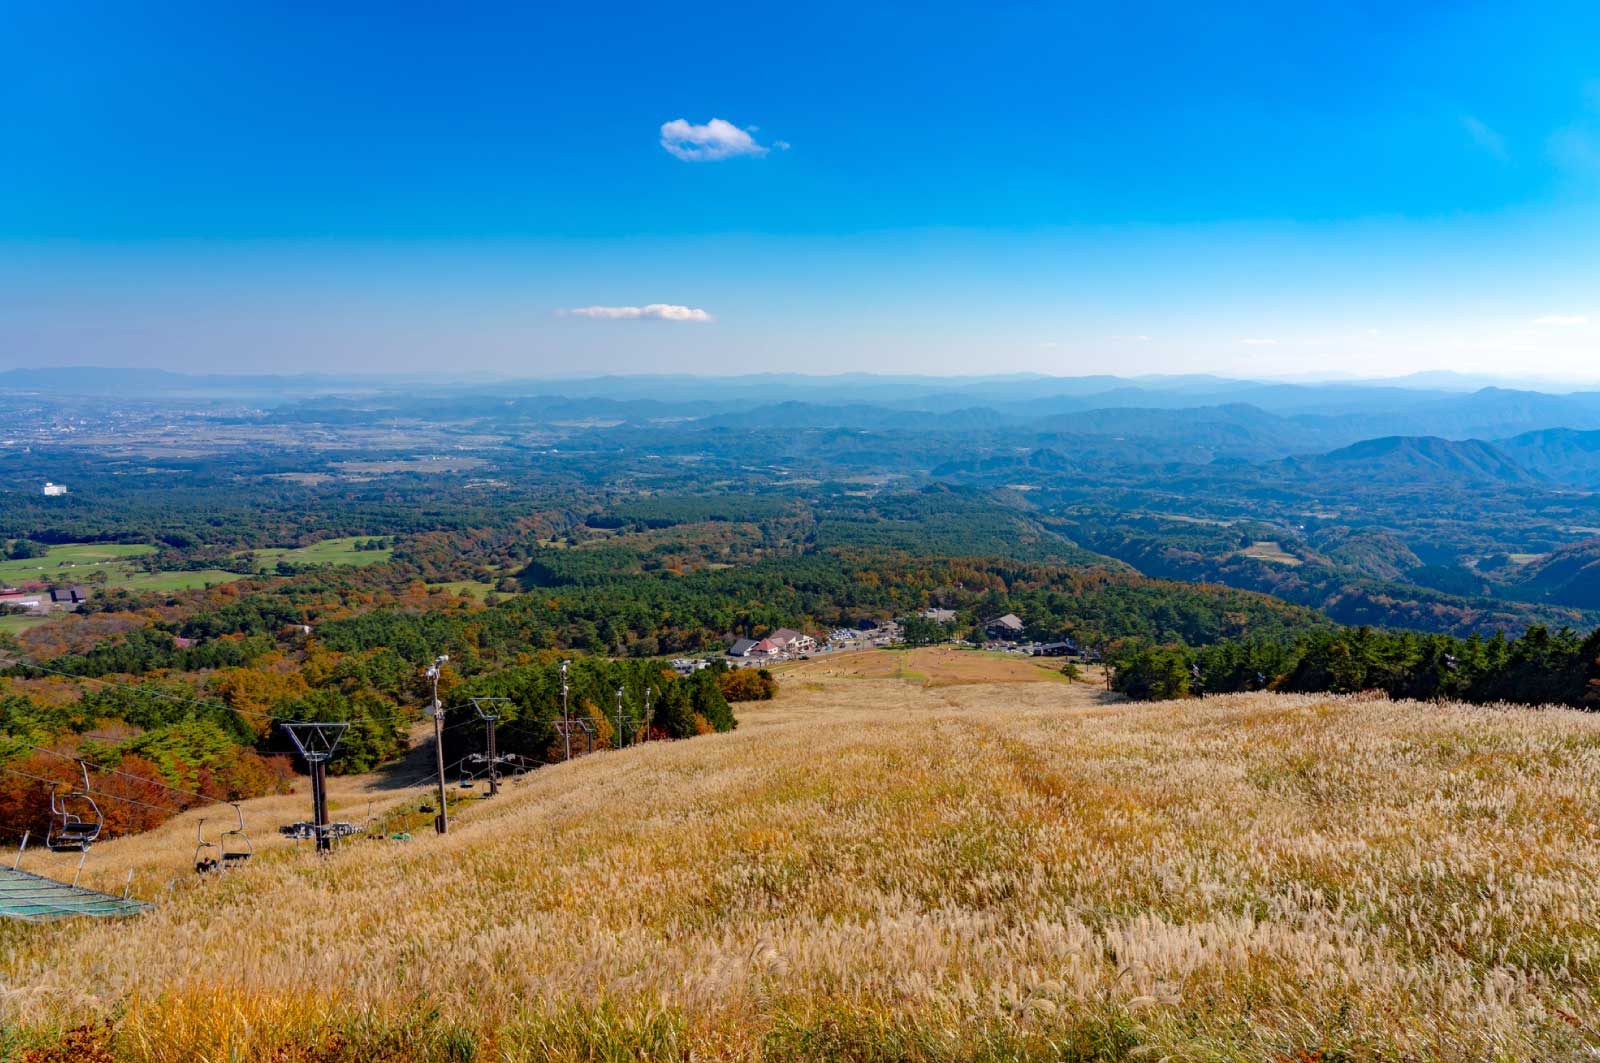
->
<box><xmin>194</xmin><ymin>819</ymin><xmax>220</xmax><ymax>874</ymax></box>
<box><xmin>46</xmin><ymin>763</ymin><xmax>103</xmax><ymax>853</ymax></box>
<box><xmin>219</xmin><ymin>803</ymin><xmax>252</xmax><ymax>867</ymax></box>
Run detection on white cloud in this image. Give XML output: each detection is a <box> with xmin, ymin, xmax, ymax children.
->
<box><xmin>659</xmin><ymin>118</ymin><xmax>773</xmax><ymax>162</ymax></box>
<box><xmin>562</xmin><ymin>304</ymin><xmax>715</xmax><ymax>323</ymax></box>
<box><xmin>1460</xmin><ymin>114</ymin><xmax>1508</xmax><ymax>160</ymax></box>
<box><xmin>1534</xmin><ymin>314</ymin><xmax>1589</xmax><ymax>326</ymax></box>
<box><xmin>1240</xmin><ymin>337</ymin><xmax>1278</xmax><ymax>346</ymax></box>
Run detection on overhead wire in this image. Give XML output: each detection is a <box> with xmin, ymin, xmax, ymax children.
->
<box><xmin>6</xmin><ymin>661</ymin><xmax>562</xmax><ymax>837</ymax></box>
<box><xmin>0</xmin><ymin>764</ymin><xmax>191</xmax><ymax>818</ymax></box>
<box><xmin>12</xmin><ymin>660</ymin><xmax>463</xmax><ymax>735</ymax></box>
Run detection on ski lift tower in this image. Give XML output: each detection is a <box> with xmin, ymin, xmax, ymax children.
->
<box><xmin>469</xmin><ymin>697</ymin><xmax>512</xmax><ymax>797</ymax></box>
<box><xmin>281</xmin><ymin>722</ymin><xmax>348</xmax><ymax>853</ymax></box>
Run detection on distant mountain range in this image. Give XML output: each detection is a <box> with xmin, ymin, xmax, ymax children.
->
<box><xmin>9</xmin><ymin>366</ymin><xmax>1600</xmax><ymax>486</ymax></box>
<box><xmin>1495</xmin><ymin>428</ymin><xmax>1600</xmax><ymax>488</ymax></box>
<box><xmin>1284</xmin><ymin>436</ymin><xmax>1545</xmax><ymax>485</ymax></box>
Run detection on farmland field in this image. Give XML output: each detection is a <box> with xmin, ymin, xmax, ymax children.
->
<box><xmin>4</xmin><ymin>675</ymin><xmax>1598</xmax><ymax>1061</ymax></box>
<box><xmin>0</xmin><ymin>542</ymin><xmax>247</xmax><ymax>595</ymax></box>
<box><xmin>0</xmin><ymin>613</ymin><xmax>49</xmax><ymax>636</ymax></box>
<box><xmin>1235</xmin><ymin>539</ymin><xmax>1302</xmax><ymax>566</ymax></box>
<box><xmin>429</xmin><ymin>578</ymin><xmax>501</xmax><ymax>599</ymax></box>
<box><xmin>117</xmin><ymin>568</ymin><xmax>246</xmax><ymax>592</ymax></box>
<box><xmin>0</xmin><ymin>542</ymin><xmax>154</xmax><ymax>583</ymax></box>
<box><xmin>245</xmin><ymin>535</ymin><xmax>393</xmax><ymax>572</ymax></box>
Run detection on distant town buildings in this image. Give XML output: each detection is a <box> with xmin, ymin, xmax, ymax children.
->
<box><xmin>41</xmin><ymin>482</ymin><xmax>68</xmax><ymax>497</ymax></box>
<box><xmin>983</xmin><ymin>613</ymin><xmax>1025</xmax><ymax>637</ymax></box>
<box><xmin>0</xmin><ymin>591</ymin><xmax>47</xmax><ymax>613</ymax></box>
<box><xmin>764</xmin><ymin>628</ymin><xmax>817</xmax><ymax>654</ymax></box>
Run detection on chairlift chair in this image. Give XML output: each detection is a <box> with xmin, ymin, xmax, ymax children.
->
<box><xmin>46</xmin><ymin>763</ymin><xmax>103</xmax><ymax>853</ymax></box>
<box><xmin>194</xmin><ymin>818</ymin><xmax>220</xmax><ymax>873</ymax></box>
<box><xmin>219</xmin><ymin>803</ymin><xmax>252</xmax><ymax>867</ymax></box>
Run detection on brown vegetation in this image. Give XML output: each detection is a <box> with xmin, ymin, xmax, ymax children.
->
<box><xmin>3</xmin><ymin>677</ymin><xmax>1599</xmax><ymax>1061</ymax></box>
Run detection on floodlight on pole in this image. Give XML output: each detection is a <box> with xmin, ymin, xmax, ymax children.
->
<box><xmin>426</xmin><ymin>655</ymin><xmax>450</xmax><ymax>834</ymax></box>
<box><xmin>560</xmin><ymin>659</ymin><xmax>571</xmax><ymax>761</ymax></box>
<box><xmin>615</xmin><ymin>685</ymin><xmax>625</xmax><ymax>749</ymax></box>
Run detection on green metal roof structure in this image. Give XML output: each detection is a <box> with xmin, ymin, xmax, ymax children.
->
<box><xmin>0</xmin><ymin>867</ymin><xmax>151</xmax><ymax>922</ymax></box>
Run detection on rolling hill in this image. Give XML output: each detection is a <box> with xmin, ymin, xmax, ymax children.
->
<box><xmin>1496</xmin><ymin>427</ymin><xmax>1600</xmax><ymax>488</ymax></box>
<box><xmin>4</xmin><ymin>669</ymin><xmax>1598</xmax><ymax>1061</ymax></box>
<box><xmin>1502</xmin><ymin>537</ymin><xmax>1600</xmax><ymax>606</ymax></box>
<box><xmin>1285</xmin><ymin>434</ymin><xmax>1542</xmax><ymax>484</ymax></box>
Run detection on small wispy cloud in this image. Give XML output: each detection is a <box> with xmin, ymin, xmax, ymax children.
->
<box><xmin>1534</xmin><ymin>314</ymin><xmax>1588</xmax><ymax>326</ymax></box>
<box><xmin>1460</xmin><ymin>114</ymin><xmax>1508</xmax><ymax>160</ymax></box>
<box><xmin>1240</xmin><ymin>337</ymin><xmax>1278</xmax><ymax>346</ymax></box>
<box><xmin>659</xmin><ymin>118</ymin><xmax>777</xmax><ymax>162</ymax></box>
<box><xmin>1549</xmin><ymin>124</ymin><xmax>1600</xmax><ymax>176</ymax></box>
<box><xmin>1547</xmin><ymin>85</ymin><xmax>1600</xmax><ymax>177</ymax></box>
<box><xmin>562</xmin><ymin>304</ymin><xmax>715</xmax><ymax>323</ymax></box>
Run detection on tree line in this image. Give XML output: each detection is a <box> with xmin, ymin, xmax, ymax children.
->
<box><xmin>1108</xmin><ymin>624</ymin><xmax>1600</xmax><ymax>708</ymax></box>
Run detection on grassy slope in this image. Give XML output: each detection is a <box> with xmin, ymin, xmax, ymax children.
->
<box><xmin>3</xmin><ymin>681</ymin><xmax>1599</xmax><ymax>1061</ymax></box>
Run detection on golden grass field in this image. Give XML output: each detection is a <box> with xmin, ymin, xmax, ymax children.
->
<box><xmin>775</xmin><ymin>645</ymin><xmax>1075</xmax><ymax>686</ymax></box>
<box><xmin>4</xmin><ymin>665</ymin><xmax>1600</xmax><ymax>1062</ymax></box>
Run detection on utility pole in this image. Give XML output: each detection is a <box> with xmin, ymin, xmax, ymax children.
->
<box><xmin>642</xmin><ymin>686</ymin><xmax>651</xmax><ymax>743</ymax></box>
<box><xmin>560</xmin><ymin>659</ymin><xmax>571</xmax><ymax>761</ymax></box>
<box><xmin>615</xmin><ymin>685</ymin><xmax>626</xmax><ymax>749</ymax></box>
<box><xmin>427</xmin><ymin>655</ymin><xmax>450</xmax><ymax>834</ymax></box>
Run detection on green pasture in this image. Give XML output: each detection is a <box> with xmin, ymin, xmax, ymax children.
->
<box><xmin>0</xmin><ymin>542</ymin><xmax>154</xmax><ymax>583</ymax></box>
<box><xmin>0</xmin><ymin>613</ymin><xmax>50</xmax><ymax>637</ymax></box>
<box><xmin>244</xmin><ymin>536</ymin><xmax>393</xmax><ymax>572</ymax></box>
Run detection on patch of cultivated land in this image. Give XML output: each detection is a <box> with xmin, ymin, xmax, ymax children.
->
<box><xmin>245</xmin><ymin>535</ymin><xmax>393</xmax><ymax>571</ymax></box>
<box><xmin>1235</xmin><ymin>539</ymin><xmax>1302</xmax><ymax>565</ymax></box>
<box><xmin>0</xmin><ymin>542</ymin><xmax>154</xmax><ymax>583</ymax></box>
<box><xmin>0</xmin><ymin>613</ymin><xmax>49</xmax><ymax>636</ymax></box>
<box><xmin>0</xmin><ymin>542</ymin><xmax>244</xmax><ymax>594</ymax></box>
<box><xmin>4</xmin><ymin>679</ymin><xmax>1600</xmax><ymax>1060</ymax></box>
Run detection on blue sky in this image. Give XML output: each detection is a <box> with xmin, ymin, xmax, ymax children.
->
<box><xmin>3</xmin><ymin>1</ymin><xmax>1600</xmax><ymax>379</ymax></box>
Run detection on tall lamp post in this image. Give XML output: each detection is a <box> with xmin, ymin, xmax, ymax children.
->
<box><xmin>426</xmin><ymin>654</ymin><xmax>450</xmax><ymax>834</ymax></box>
<box><xmin>560</xmin><ymin>659</ymin><xmax>571</xmax><ymax>761</ymax></box>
